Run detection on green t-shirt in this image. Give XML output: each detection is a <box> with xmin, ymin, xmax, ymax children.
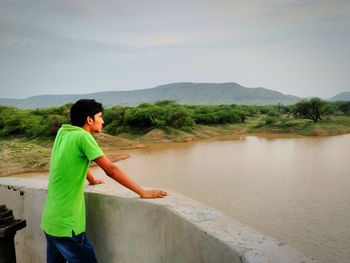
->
<box><xmin>41</xmin><ymin>124</ymin><xmax>104</xmax><ymax>237</ymax></box>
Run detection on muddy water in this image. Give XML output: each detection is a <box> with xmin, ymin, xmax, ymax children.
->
<box><xmin>12</xmin><ymin>134</ymin><xmax>350</xmax><ymax>262</ymax></box>
<box><xmin>93</xmin><ymin>134</ymin><xmax>350</xmax><ymax>263</ymax></box>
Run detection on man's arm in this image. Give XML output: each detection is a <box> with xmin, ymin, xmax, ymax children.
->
<box><xmin>94</xmin><ymin>155</ymin><xmax>167</xmax><ymax>199</ymax></box>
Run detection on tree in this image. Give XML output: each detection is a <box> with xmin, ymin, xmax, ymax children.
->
<box><xmin>290</xmin><ymin>98</ymin><xmax>335</xmax><ymax>122</ymax></box>
<box><xmin>332</xmin><ymin>101</ymin><xmax>350</xmax><ymax>115</ymax></box>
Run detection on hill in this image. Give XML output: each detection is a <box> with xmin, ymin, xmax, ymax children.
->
<box><xmin>0</xmin><ymin>82</ymin><xmax>301</xmax><ymax>109</ymax></box>
<box><xmin>330</xmin><ymin>92</ymin><xmax>350</xmax><ymax>101</ymax></box>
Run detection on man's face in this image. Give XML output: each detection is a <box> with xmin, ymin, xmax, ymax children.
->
<box><xmin>90</xmin><ymin>112</ymin><xmax>104</xmax><ymax>133</ymax></box>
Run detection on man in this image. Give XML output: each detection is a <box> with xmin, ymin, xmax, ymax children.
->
<box><xmin>41</xmin><ymin>99</ymin><xmax>167</xmax><ymax>263</ymax></box>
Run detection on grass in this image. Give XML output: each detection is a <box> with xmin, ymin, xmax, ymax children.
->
<box><xmin>247</xmin><ymin>115</ymin><xmax>350</xmax><ymax>136</ymax></box>
<box><xmin>0</xmin><ymin>138</ymin><xmax>51</xmax><ymax>176</ymax></box>
<box><xmin>298</xmin><ymin>116</ymin><xmax>350</xmax><ymax>136</ymax></box>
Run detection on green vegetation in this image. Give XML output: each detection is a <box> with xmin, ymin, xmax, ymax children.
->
<box><xmin>332</xmin><ymin>101</ymin><xmax>350</xmax><ymax>115</ymax></box>
<box><xmin>101</xmin><ymin>102</ymin><xmax>256</xmax><ymax>135</ymax></box>
<box><xmin>290</xmin><ymin>98</ymin><xmax>335</xmax><ymax>122</ymax></box>
<box><xmin>124</xmin><ymin>101</ymin><xmax>195</xmax><ymax>131</ymax></box>
<box><xmin>0</xmin><ymin>98</ymin><xmax>349</xmax><ymax>140</ymax></box>
<box><xmin>190</xmin><ymin>105</ymin><xmax>249</xmax><ymax>124</ymax></box>
<box><xmin>250</xmin><ymin>115</ymin><xmax>350</xmax><ymax>137</ymax></box>
<box><xmin>0</xmin><ymin>104</ymin><xmax>71</xmax><ymax>138</ymax></box>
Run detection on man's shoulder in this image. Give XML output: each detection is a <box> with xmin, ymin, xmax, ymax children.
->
<box><xmin>58</xmin><ymin>125</ymin><xmax>91</xmax><ymax>139</ymax></box>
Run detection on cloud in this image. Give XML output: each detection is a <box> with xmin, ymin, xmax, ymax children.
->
<box><xmin>2</xmin><ymin>36</ymin><xmax>33</xmax><ymax>46</ymax></box>
<box><xmin>143</xmin><ymin>35</ymin><xmax>184</xmax><ymax>46</ymax></box>
<box><xmin>267</xmin><ymin>0</ymin><xmax>350</xmax><ymax>21</ymax></box>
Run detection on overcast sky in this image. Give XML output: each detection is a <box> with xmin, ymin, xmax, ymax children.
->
<box><xmin>0</xmin><ymin>0</ymin><xmax>349</xmax><ymax>99</ymax></box>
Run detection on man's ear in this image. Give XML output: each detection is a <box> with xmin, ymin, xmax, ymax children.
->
<box><xmin>86</xmin><ymin>116</ymin><xmax>93</xmax><ymax>125</ymax></box>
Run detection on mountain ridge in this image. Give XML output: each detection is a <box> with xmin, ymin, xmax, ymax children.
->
<box><xmin>330</xmin><ymin>92</ymin><xmax>350</xmax><ymax>101</ymax></box>
<box><xmin>0</xmin><ymin>82</ymin><xmax>313</xmax><ymax>109</ymax></box>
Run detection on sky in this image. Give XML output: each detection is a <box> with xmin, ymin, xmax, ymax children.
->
<box><xmin>0</xmin><ymin>0</ymin><xmax>349</xmax><ymax>99</ymax></box>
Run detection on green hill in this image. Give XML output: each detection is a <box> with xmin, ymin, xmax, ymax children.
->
<box><xmin>330</xmin><ymin>92</ymin><xmax>350</xmax><ymax>101</ymax></box>
<box><xmin>0</xmin><ymin>82</ymin><xmax>301</xmax><ymax>109</ymax></box>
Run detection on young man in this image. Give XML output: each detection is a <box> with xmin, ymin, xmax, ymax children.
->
<box><xmin>41</xmin><ymin>99</ymin><xmax>167</xmax><ymax>263</ymax></box>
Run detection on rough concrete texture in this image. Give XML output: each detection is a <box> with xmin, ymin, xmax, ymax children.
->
<box><xmin>0</xmin><ymin>177</ymin><xmax>319</xmax><ymax>263</ymax></box>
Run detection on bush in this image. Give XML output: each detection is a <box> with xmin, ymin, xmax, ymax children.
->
<box><xmin>265</xmin><ymin>116</ymin><xmax>277</xmax><ymax>125</ymax></box>
<box><xmin>0</xmin><ymin>105</ymin><xmax>70</xmax><ymax>138</ymax></box>
<box><xmin>192</xmin><ymin>105</ymin><xmax>243</xmax><ymax>124</ymax></box>
<box><xmin>103</xmin><ymin>106</ymin><xmax>129</xmax><ymax>135</ymax></box>
<box><xmin>124</xmin><ymin>101</ymin><xmax>195</xmax><ymax>130</ymax></box>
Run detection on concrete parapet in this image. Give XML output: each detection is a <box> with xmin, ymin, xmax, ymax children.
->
<box><xmin>0</xmin><ymin>177</ymin><xmax>318</xmax><ymax>263</ymax></box>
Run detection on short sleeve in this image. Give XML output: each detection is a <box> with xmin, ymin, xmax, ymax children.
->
<box><xmin>79</xmin><ymin>132</ymin><xmax>104</xmax><ymax>161</ymax></box>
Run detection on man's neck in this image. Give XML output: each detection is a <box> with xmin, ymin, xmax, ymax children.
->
<box><xmin>82</xmin><ymin>124</ymin><xmax>93</xmax><ymax>134</ymax></box>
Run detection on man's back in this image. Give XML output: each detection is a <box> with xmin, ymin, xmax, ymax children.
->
<box><xmin>40</xmin><ymin>124</ymin><xmax>103</xmax><ymax>237</ymax></box>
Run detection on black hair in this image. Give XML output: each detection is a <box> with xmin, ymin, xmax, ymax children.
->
<box><xmin>70</xmin><ymin>99</ymin><xmax>103</xmax><ymax>127</ymax></box>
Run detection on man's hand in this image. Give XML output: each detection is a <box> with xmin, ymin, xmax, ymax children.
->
<box><xmin>86</xmin><ymin>170</ymin><xmax>105</xmax><ymax>185</ymax></box>
<box><xmin>88</xmin><ymin>178</ymin><xmax>105</xmax><ymax>185</ymax></box>
<box><xmin>140</xmin><ymin>190</ymin><xmax>167</xmax><ymax>199</ymax></box>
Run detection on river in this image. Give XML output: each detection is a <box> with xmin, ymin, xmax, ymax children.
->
<box><xmin>11</xmin><ymin>134</ymin><xmax>350</xmax><ymax>262</ymax></box>
<box><xmin>92</xmin><ymin>133</ymin><xmax>350</xmax><ymax>263</ymax></box>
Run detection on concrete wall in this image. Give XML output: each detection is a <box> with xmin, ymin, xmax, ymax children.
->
<box><xmin>0</xmin><ymin>178</ymin><xmax>319</xmax><ymax>263</ymax></box>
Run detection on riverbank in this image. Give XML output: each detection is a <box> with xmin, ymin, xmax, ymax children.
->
<box><xmin>0</xmin><ymin>133</ymin><xmax>142</xmax><ymax>177</ymax></box>
<box><xmin>1</xmin><ymin>115</ymin><xmax>350</xmax><ymax>177</ymax></box>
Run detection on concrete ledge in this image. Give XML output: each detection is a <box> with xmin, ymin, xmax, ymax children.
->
<box><xmin>0</xmin><ymin>178</ymin><xmax>319</xmax><ymax>263</ymax></box>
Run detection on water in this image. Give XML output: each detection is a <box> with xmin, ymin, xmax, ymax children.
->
<box><xmin>12</xmin><ymin>134</ymin><xmax>350</xmax><ymax>262</ymax></box>
<box><xmin>92</xmin><ymin>134</ymin><xmax>350</xmax><ymax>263</ymax></box>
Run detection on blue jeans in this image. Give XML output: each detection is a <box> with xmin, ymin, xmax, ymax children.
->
<box><xmin>45</xmin><ymin>231</ymin><xmax>98</xmax><ymax>263</ymax></box>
